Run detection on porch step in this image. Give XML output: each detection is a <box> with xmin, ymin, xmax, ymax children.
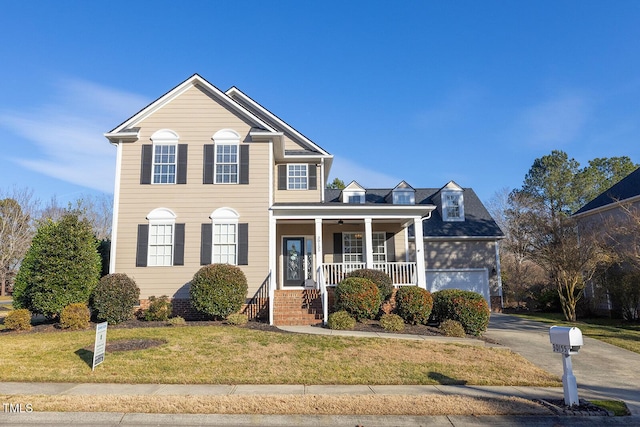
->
<box><xmin>273</xmin><ymin>290</ymin><xmax>324</xmax><ymax>326</ymax></box>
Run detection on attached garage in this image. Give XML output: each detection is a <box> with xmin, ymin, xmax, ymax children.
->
<box><xmin>426</xmin><ymin>268</ymin><xmax>490</xmax><ymax>308</ymax></box>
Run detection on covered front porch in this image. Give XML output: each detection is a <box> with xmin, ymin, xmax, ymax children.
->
<box><xmin>267</xmin><ymin>203</ymin><xmax>435</xmax><ymax>325</ymax></box>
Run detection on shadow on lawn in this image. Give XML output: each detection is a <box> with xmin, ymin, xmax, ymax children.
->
<box><xmin>428</xmin><ymin>372</ymin><xmax>467</xmax><ymax>385</ymax></box>
<box><xmin>75</xmin><ymin>348</ymin><xmax>94</xmax><ymax>368</ymax></box>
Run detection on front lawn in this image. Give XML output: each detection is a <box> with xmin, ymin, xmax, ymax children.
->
<box><xmin>514</xmin><ymin>312</ymin><xmax>640</xmax><ymax>354</ymax></box>
<box><xmin>0</xmin><ymin>324</ymin><xmax>560</xmax><ymax>386</ymax></box>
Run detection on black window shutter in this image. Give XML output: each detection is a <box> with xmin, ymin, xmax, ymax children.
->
<box><xmin>278</xmin><ymin>165</ymin><xmax>287</xmax><ymax>190</ymax></box>
<box><xmin>140</xmin><ymin>145</ymin><xmax>153</xmax><ymax>185</ymax></box>
<box><xmin>386</xmin><ymin>232</ymin><xmax>396</xmax><ymax>262</ymax></box>
<box><xmin>203</xmin><ymin>145</ymin><xmax>214</xmax><ymax>184</ymax></box>
<box><xmin>308</xmin><ymin>164</ymin><xmax>317</xmax><ymax>190</ymax></box>
<box><xmin>136</xmin><ymin>224</ymin><xmax>149</xmax><ymax>267</ymax></box>
<box><xmin>200</xmin><ymin>223</ymin><xmax>212</xmax><ymax>265</ymax></box>
<box><xmin>174</xmin><ymin>223</ymin><xmax>185</xmax><ymax>265</ymax></box>
<box><xmin>177</xmin><ymin>145</ymin><xmax>188</xmax><ymax>185</ymax></box>
<box><xmin>239</xmin><ymin>145</ymin><xmax>249</xmax><ymax>185</ymax></box>
<box><xmin>237</xmin><ymin>223</ymin><xmax>248</xmax><ymax>265</ymax></box>
<box><xmin>333</xmin><ymin>233</ymin><xmax>343</xmax><ymax>263</ymax></box>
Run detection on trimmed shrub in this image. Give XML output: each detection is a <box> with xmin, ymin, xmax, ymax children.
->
<box><xmin>327</xmin><ymin>310</ymin><xmax>356</xmax><ymax>330</ymax></box>
<box><xmin>439</xmin><ymin>319</ymin><xmax>466</xmax><ymax>337</ymax></box>
<box><xmin>379</xmin><ymin>313</ymin><xmax>405</xmax><ymax>332</ymax></box>
<box><xmin>4</xmin><ymin>309</ymin><xmax>32</xmax><ymax>331</ymax></box>
<box><xmin>144</xmin><ymin>295</ymin><xmax>172</xmax><ymax>321</ymax></box>
<box><xmin>60</xmin><ymin>303</ymin><xmax>90</xmax><ymax>330</ymax></box>
<box><xmin>226</xmin><ymin>312</ymin><xmax>248</xmax><ymax>326</ymax></box>
<box><xmin>13</xmin><ymin>213</ymin><xmax>101</xmax><ymax>319</ymax></box>
<box><xmin>167</xmin><ymin>316</ymin><xmax>186</xmax><ymax>327</ymax></box>
<box><xmin>190</xmin><ymin>264</ymin><xmax>248</xmax><ymax>319</ymax></box>
<box><xmin>432</xmin><ymin>289</ymin><xmax>490</xmax><ymax>336</ymax></box>
<box><xmin>334</xmin><ymin>277</ymin><xmax>381</xmax><ymax>321</ymax></box>
<box><xmin>91</xmin><ymin>273</ymin><xmax>140</xmax><ymax>325</ymax></box>
<box><xmin>346</xmin><ymin>269</ymin><xmax>394</xmax><ymax>301</ymax></box>
<box><xmin>395</xmin><ymin>286</ymin><xmax>433</xmax><ymax>325</ymax></box>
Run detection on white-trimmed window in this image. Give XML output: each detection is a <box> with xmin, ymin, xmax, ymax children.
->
<box><xmin>443</xmin><ymin>192</ymin><xmax>464</xmax><ymax>221</ymax></box>
<box><xmin>213</xmin><ymin>129</ymin><xmax>241</xmax><ymax>184</ymax></box>
<box><xmin>372</xmin><ymin>232</ymin><xmax>387</xmax><ymax>262</ymax></box>
<box><xmin>211</xmin><ymin>208</ymin><xmax>239</xmax><ymax>265</ymax></box>
<box><xmin>348</xmin><ymin>194</ymin><xmax>364</xmax><ymax>204</ymax></box>
<box><xmin>287</xmin><ymin>164</ymin><xmax>308</xmax><ymax>190</ymax></box>
<box><xmin>343</xmin><ymin>232</ymin><xmax>363</xmax><ymax>263</ymax></box>
<box><xmin>147</xmin><ymin>208</ymin><xmax>176</xmax><ymax>266</ymax></box>
<box><xmin>393</xmin><ymin>191</ymin><xmax>414</xmax><ymax>205</ymax></box>
<box><xmin>151</xmin><ymin>129</ymin><xmax>179</xmax><ymax>184</ymax></box>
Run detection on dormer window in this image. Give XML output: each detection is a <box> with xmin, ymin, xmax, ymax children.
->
<box><xmin>393</xmin><ymin>191</ymin><xmax>414</xmax><ymax>205</ymax></box>
<box><xmin>390</xmin><ymin>181</ymin><xmax>415</xmax><ymax>205</ymax></box>
<box><xmin>442</xmin><ymin>191</ymin><xmax>464</xmax><ymax>221</ymax></box>
<box><xmin>341</xmin><ymin>181</ymin><xmax>366</xmax><ymax>204</ymax></box>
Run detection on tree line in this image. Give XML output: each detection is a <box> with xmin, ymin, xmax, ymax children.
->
<box><xmin>0</xmin><ymin>188</ymin><xmax>112</xmax><ymax>296</ymax></box>
<box><xmin>489</xmin><ymin>151</ymin><xmax>639</xmax><ymax>321</ymax></box>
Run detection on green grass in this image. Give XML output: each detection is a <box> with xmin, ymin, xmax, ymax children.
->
<box><xmin>590</xmin><ymin>400</ymin><xmax>631</xmax><ymax>416</ymax></box>
<box><xmin>514</xmin><ymin>312</ymin><xmax>640</xmax><ymax>354</ymax></box>
<box><xmin>0</xmin><ymin>325</ymin><xmax>560</xmax><ymax>386</ymax></box>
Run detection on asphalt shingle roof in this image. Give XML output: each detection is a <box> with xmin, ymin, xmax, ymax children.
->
<box><xmin>574</xmin><ymin>167</ymin><xmax>640</xmax><ymax>215</ymax></box>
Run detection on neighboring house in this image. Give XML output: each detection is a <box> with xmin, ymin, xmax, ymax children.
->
<box><xmin>105</xmin><ymin>74</ymin><xmax>504</xmax><ymax>325</ymax></box>
<box><xmin>573</xmin><ymin>167</ymin><xmax>640</xmax><ymax>314</ymax></box>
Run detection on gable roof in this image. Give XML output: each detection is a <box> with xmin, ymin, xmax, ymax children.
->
<box><xmin>574</xmin><ymin>167</ymin><xmax>640</xmax><ymax>216</ymax></box>
<box><xmin>105</xmin><ymin>74</ymin><xmax>276</xmax><ymax>138</ymax></box>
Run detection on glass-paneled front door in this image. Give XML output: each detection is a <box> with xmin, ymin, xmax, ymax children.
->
<box><xmin>283</xmin><ymin>237</ymin><xmax>313</xmax><ymax>287</ymax></box>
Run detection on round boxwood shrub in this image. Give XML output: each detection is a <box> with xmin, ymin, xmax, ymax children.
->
<box><xmin>60</xmin><ymin>303</ymin><xmax>90</xmax><ymax>330</ymax></box>
<box><xmin>190</xmin><ymin>264</ymin><xmax>248</xmax><ymax>319</ymax></box>
<box><xmin>439</xmin><ymin>319</ymin><xmax>466</xmax><ymax>337</ymax></box>
<box><xmin>334</xmin><ymin>277</ymin><xmax>381</xmax><ymax>321</ymax></box>
<box><xmin>327</xmin><ymin>310</ymin><xmax>356</xmax><ymax>330</ymax></box>
<box><xmin>346</xmin><ymin>269</ymin><xmax>394</xmax><ymax>301</ymax></box>
<box><xmin>379</xmin><ymin>313</ymin><xmax>405</xmax><ymax>332</ymax></box>
<box><xmin>91</xmin><ymin>273</ymin><xmax>140</xmax><ymax>325</ymax></box>
<box><xmin>144</xmin><ymin>295</ymin><xmax>172</xmax><ymax>321</ymax></box>
<box><xmin>395</xmin><ymin>286</ymin><xmax>433</xmax><ymax>325</ymax></box>
<box><xmin>4</xmin><ymin>309</ymin><xmax>32</xmax><ymax>331</ymax></box>
<box><xmin>432</xmin><ymin>289</ymin><xmax>490</xmax><ymax>336</ymax></box>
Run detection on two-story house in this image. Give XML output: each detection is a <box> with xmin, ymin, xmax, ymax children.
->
<box><xmin>105</xmin><ymin>74</ymin><xmax>504</xmax><ymax>325</ymax></box>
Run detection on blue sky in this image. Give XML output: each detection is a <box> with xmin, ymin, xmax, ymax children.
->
<box><xmin>1</xmin><ymin>1</ymin><xmax>639</xmax><ymax>205</ymax></box>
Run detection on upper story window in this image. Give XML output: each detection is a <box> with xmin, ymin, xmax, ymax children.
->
<box><xmin>442</xmin><ymin>191</ymin><xmax>464</xmax><ymax>221</ymax></box>
<box><xmin>150</xmin><ymin>129</ymin><xmax>179</xmax><ymax>184</ymax></box>
<box><xmin>341</xmin><ymin>181</ymin><xmax>366</xmax><ymax>204</ymax></box>
<box><xmin>288</xmin><ymin>164</ymin><xmax>308</xmax><ymax>190</ymax></box>
<box><xmin>393</xmin><ymin>191</ymin><xmax>414</xmax><ymax>205</ymax></box>
<box><xmin>212</xmin><ymin>129</ymin><xmax>241</xmax><ymax>184</ymax></box>
<box><xmin>215</xmin><ymin>144</ymin><xmax>238</xmax><ymax>183</ymax></box>
<box><xmin>348</xmin><ymin>194</ymin><xmax>364</xmax><ymax>204</ymax></box>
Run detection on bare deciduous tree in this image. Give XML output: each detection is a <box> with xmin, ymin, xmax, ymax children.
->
<box><xmin>0</xmin><ymin>187</ymin><xmax>39</xmax><ymax>296</ymax></box>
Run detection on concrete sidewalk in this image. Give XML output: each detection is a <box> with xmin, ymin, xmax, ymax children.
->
<box><xmin>0</xmin><ymin>382</ymin><xmax>637</xmax><ymax>426</ymax></box>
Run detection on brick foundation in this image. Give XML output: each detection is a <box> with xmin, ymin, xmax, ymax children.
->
<box><xmin>137</xmin><ymin>298</ymin><xmax>253</xmax><ymax>321</ymax></box>
<box><xmin>490</xmin><ymin>296</ymin><xmax>503</xmax><ymax>313</ymax></box>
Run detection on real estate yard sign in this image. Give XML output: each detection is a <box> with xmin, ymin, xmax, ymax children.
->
<box><xmin>92</xmin><ymin>322</ymin><xmax>108</xmax><ymax>371</ymax></box>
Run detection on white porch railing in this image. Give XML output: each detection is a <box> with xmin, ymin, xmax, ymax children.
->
<box><xmin>320</xmin><ymin>262</ymin><xmax>417</xmax><ymax>287</ymax></box>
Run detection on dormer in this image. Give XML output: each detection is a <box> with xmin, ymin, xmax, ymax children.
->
<box><xmin>388</xmin><ymin>181</ymin><xmax>415</xmax><ymax>205</ymax></box>
<box><xmin>341</xmin><ymin>181</ymin><xmax>366</xmax><ymax>204</ymax></box>
<box><xmin>438</xmin><ymin>181</ymin><xmax>465</xmax><ymax>222</ymax></box>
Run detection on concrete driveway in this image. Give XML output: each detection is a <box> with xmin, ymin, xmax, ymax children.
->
<box><xmin>485</xmin><ymin>313</ymin><xmax>640</xmax><ymax>415</ymax></box>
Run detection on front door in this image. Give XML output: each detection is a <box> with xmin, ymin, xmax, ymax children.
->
<box><xmin>283</xmin><ymin>237</ymin><xmax>313</xmax><ymax>287</ymax></box>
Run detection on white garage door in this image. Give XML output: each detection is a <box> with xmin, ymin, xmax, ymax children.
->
<box><xmin>426</xmin><ymin>269</ymin><xmax>490</xmax><ymax>308</ymax></box>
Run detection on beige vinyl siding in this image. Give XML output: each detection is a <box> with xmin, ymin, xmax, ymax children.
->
<box><xmin>274</xmin><ymin>164</ymin><xmax>322</xmax><ymax>203</ymax></box>
<box><xmin>114</xmin><ymin>84</ymin><xmax>270</xmax><ymax>300</ymax></box>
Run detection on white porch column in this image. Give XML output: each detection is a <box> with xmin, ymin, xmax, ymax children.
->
<box><xmin>413</xmin><ymin>216</ymin><xmax>427</xmax><ymax>289</ymax></box>
<box><xmin>364</xmin><ymin>217</ymin><xmax>373</xmax><ymax>269</ymax></box>
<box><xmin>269</xmin><ymin>215</ymin><xmax>277</xmax><ymax>289</ymax></box>
<box><xmin>315</xmin><ymin>218</ymin><xmax>323</xmax><ymax>272</ymax></box>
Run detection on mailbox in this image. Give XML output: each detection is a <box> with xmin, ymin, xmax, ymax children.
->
<box><xmin>549</xmin><ymin>326</ymin><xmax>583</xmax><ymax>354</ymax></box>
